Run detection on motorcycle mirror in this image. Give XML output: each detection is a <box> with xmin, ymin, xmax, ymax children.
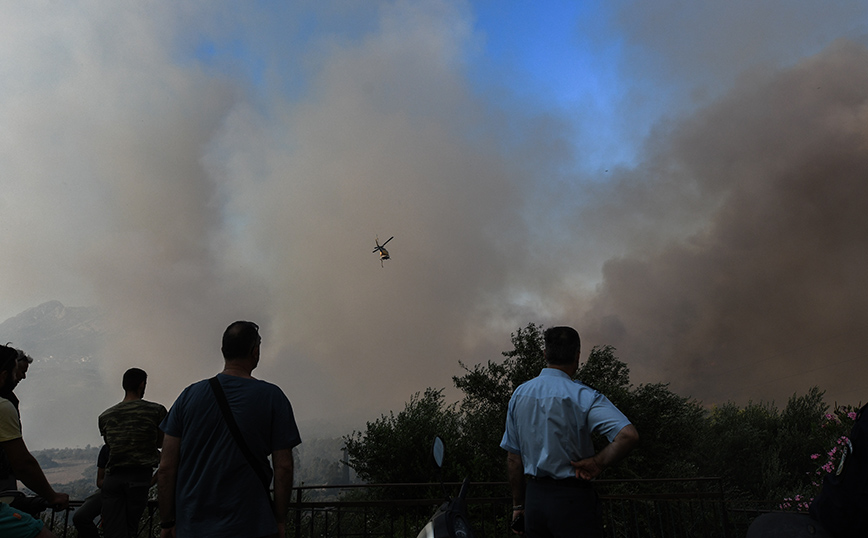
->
<box><xmin>432</xmin><ymin>436</ymin><xmax>445</xmax><ymax>468</ymax></box>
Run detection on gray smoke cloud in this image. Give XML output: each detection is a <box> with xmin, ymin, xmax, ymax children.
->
<box><xmin>581</xmin><ymin>41</ymin><xmax>868</xmax><ymax>406</ymax></box>
<box><xmin>0</xmin><ymin>2</ymin><xmax>547</xmax><ymax>445</ymax></box>
<box><xmin>1</xmin><ymin>1</ymin><xmax>867</xmax><ymax>449</ymax></box>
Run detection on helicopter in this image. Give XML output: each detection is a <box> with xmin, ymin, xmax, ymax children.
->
<box><xmin>373</xmin><ymin>236</ymin><xmax>394</xmax><ymax>267</ymax></box>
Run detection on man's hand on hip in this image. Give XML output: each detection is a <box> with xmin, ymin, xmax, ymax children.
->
<box><xmin>570</xmin><ymin>456</ymin><xmax>603</xmax><ymax>481</ymax></box>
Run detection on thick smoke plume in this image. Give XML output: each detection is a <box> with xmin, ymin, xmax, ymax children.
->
<box><xmin>581</xmin><ymin>41</ymin><xmax>868</xmax><ymax>406</ymax></box>
<box><xmin>1</xmin><ymin>2</ymin><xmax>867</xmax><ymax>449</ymax></box>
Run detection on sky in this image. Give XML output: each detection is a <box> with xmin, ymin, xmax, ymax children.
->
<box><xmin>2</xmin><ymin>1</ymin><xmax>868</xmax><ymax>449</ymax></box>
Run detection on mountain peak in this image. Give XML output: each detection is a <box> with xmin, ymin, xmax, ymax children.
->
<box><xmin>21</xmin><ymin>300</ymin><xmax>67</xmax><ymax>320</ymax></box>
<box><xmin>0</xmin><ymin>300</ymin><xmax>104</xmax><ymax>361</ymax></box>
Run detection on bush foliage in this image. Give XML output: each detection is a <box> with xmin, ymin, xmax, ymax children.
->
<box><xmin>345</xmin><ymin>323</ymin><xmax>859</xmax><ymax>504</ymax></box>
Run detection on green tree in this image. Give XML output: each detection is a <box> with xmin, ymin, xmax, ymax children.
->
<box><xmin>694</xmin><ymin>388</ymin><xmax>841</xmax><ymax>502</ymax></box>
<box><xmin>697</xmin><ymin>401</ymin><xmax>781</xmax><ymax>499</ymax></box>
<box><xmin>343</xmin><ymin>322</ymin><xmax>859</xmax><ymax>512</ymax></box>
<box><xmin>774</xmin><ymin>388</ymin><xmax>830</xmax><ymax>495</ymax></box>
<box><xmin>344</xmin><ymin>388</ymin><xmax>465</xmax><ymax>488</ymax></box>
<box><xmin>575</xmin><ymin>345</ymin><xmax>708</xmax><ymax>480</ymax></box>
<box><xmin>576</xmin><ymin>344</ymin><xmax>631</xmax><ymax>403</ymax></box>
<box><xmin>615</xmin><ymin>382</ymin><xmax>707</xmax><ymax>480</ymax></box>
<box><xmin>453</xmin><ymin>328</ymin><xmax>706</xmax><ymax>483</ymax></box>
<box><xmin>452</xmin><ymin>323</ymin><xmax>546</xmax><ymax>481</ymax></box>
<box><xmin>778</xmin><ymin>396</ymin><xmax>859</xmax><ymax>510</ymax></box>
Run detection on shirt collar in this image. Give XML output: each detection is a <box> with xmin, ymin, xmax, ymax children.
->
<box><xmin>539</xmin><ymin>368</ymin><xmax>573</xmax><ymax>380</ymax></box>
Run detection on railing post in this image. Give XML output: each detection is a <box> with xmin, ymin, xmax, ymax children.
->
<box><xmin>718</xmin><ymin>477</ymin><xmax>731</xmax><ymax>538</ymax></box>
<box><xmin>48</xmin><ymin>478</ymin><xmax>738</xmax><ymax>538</ymax></box>
<box><xmin>295</xmin><ymin>486</ymin><xmax>302</xmax><ymax>538</ymax></box>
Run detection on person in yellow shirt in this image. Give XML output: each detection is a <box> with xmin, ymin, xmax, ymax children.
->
<box><xmin>0</xmin><ymin>345</ymin><xmax>68</xmax><ymax>538</ymax></box>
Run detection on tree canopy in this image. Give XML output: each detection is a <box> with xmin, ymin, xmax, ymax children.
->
<box><xmin>344</xmin><ymin>323</ymin><xmax>857</xmax><ymax>504</ymax></box>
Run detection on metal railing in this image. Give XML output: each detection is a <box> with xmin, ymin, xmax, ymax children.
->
<box><xmin>39</xmin><ymin>477</ymin><xmax>740</xmax><ymax>538</ymax></box>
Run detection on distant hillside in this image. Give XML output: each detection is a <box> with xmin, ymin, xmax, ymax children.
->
<box><xmin>30</xmin><ymin>446</ymin><xmax>102</xmax><ymax>500</ymax></box>
<box><xmin>29</xmin><ymin>438</ymin><xmax>356</xmax><ymax>501</ymax></box>
<box><xmin>1</xmin><ymin>302</ymin><xmax>362</xmax><ymax>479</ymax></box>
<box><xmin>0</xmin><ymin>301</ymin><xmax>112</xmax><ymax>450</ymax></box>
<box><xmin>0</xmin><ymin>300</ymin><xmax>105</xmax><ymax>362</ymax></box>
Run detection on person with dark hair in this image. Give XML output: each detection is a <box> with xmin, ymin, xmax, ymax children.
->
<box><xmin>0</xmin><ymin>347</ymin><xmax>34</xmax><ymax>493</ymax></box>
<box><xmin>0</xmin><ymin>345</ymin><xmax>69</xmax><ymax>538</ymax></box>
<box><xmin>501</xmin><ymin>326</ymin><xmax>639</xmax><ymax>538</ymax></box>
<box><xmin>98</xmin><ymin>368</ymin><xmax>167</xmax><ymax>538</ymax></box>
<box><xmin>221</xmin><ymin>320</ymin><xmax>262</xmax><ymax>359</ymax></box>
<box><xmin>121</xmin><ymin>368</ymin><xmax>148</xmax><ymax>393</ymax></box>
<box><xmin>158</xmin><ymin>321</ymin><xmax>301</xmax><ymax>538</ymax></box>
<box><xmin>12</xmin><ymin>350</ymin><xmax>32</xmax><ymax>387</ymax></box>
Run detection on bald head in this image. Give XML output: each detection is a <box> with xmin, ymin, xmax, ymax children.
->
<box><xmin>221</xmin><ymin>321</ymin><xmax>261</xmax><ymax>361</ymax></box>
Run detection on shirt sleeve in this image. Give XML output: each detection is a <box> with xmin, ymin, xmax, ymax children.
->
<box><xmin>499</xmin><ymin>395</ymin><xmax>521</xmax><ymax>454</ymax></box>
<box><xmin>587</xmin><ymin>392</ymin><xmax>632</xmax><ymax>442</ymax></box>
<box><xmin>270</xmin><ymin>387</ymin><xmax>302</xmax><ymax>451</ymax></box>
<box><xmin>0</xmin><ymin>400</ymin><xmax>22</xmax><ymax>443</ymax></box>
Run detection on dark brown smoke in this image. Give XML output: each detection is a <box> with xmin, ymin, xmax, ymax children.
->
<box><xmin>581</xmin><ymin>41</ymin><xmax>868</xmax><ymax>407</ymax></box>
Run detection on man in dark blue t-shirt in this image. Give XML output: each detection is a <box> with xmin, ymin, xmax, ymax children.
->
<box><xmin>157</xmin><ymin>321</ymin><xmax>301</xmax><ymax>538</ymax></box>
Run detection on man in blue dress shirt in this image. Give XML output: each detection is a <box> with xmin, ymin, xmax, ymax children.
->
<box><xmin>501</xmin><ymin>326</ymin><xmax>640</xmax><ymax>537</ymax></box>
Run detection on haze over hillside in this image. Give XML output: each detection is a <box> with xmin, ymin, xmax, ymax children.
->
<box><xmin>2</xmin><ymin>300</ymin><xmax>364</xmax><ymax>451</ymax></box>
<box><xmin>2</xmin><ymin>301</ymin><xmax>103</xmax><ymax>362</ymax></box>
<box><xmin>0</xmin><ymin>300</ymin><xmax>354</xmax><ymax>491</ymax></box>
<box><xmin>0</xmin><ymin>301</ymin><xmax>113</xmax><ymax>450</ymax></box>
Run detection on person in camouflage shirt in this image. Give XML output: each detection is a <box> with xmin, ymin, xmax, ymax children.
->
<box><xmin>98</xmin><ymin>368</ymin><xmax>167</xmax><ymax>538</ymax></box>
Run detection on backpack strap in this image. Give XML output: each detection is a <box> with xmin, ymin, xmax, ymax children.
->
<box><xmin>209</xmin><ymin>376</ymin><xmax>273</xmax><ymax>506</ymax></box>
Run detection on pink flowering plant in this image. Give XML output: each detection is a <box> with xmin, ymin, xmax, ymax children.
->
<box><xmin>779</xmin><ymin>405</ymin><xmax>859</xmax><ymax>512</ymax></box>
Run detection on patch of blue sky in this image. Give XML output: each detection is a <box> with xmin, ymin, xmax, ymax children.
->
<box><xmin>469</xmin><ymin>1</ymin><xmax>641</xmax><ymax>176</ymax></box>
<box><xmin>174</xmin><ymin>3</ymin><xmax>384</xmax><ymax>104</ymax></box>
<box><xmin>193</xmin><ymin>37</ymin><xmax>267</xmax><ymax>86</ymax></box>
<box><xmin>169</xmin><ymin>20</ymin><xmax>268</xmax><ymax>101</ymax></box>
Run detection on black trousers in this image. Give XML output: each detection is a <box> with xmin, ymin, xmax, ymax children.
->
<box><xmin>72</xmin><ymin>491</ymin><xmax>102</xmax><ymax>538</ymax></box>
<box><xmin>101</xmin><ymin>467</ymin><xmax>152</xmax><ymax>538</ymax></box>
<box><xmin>525</xmin><ymin>477</ymin><xmax>602</xmax><ymax>538</ymax></box>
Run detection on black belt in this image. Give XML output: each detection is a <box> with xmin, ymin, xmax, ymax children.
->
<box><xmin>526</xmin><ymin>475</ymin><xmax>593</xmax><ymax>488</ymax></box>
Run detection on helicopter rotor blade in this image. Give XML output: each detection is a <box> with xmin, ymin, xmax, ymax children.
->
<box><xmin>382</xmin><ymin>236</ymin><xmax>394</xmax><ymax>246</ymax></box>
